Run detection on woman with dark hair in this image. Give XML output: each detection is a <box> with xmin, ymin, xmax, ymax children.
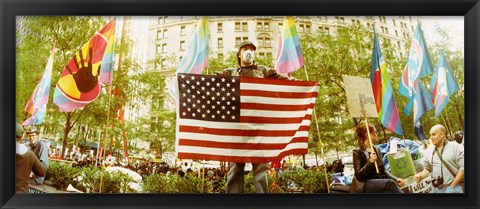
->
<box><xmin>350</xmin><ymin>124</ymin><xmax>404</xmax><ymax>193</ymax></box>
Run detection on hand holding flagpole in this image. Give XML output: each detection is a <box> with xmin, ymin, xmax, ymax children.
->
<box><xmin>360</xmin><ymin>101</ymin><xmax>379</xmax><ymax>174</ymax></box>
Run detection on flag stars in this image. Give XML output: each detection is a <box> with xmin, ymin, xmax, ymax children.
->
<box><xmin>192</xmin><ymin>113</ymin><xmax>196</xmax><ymax>117</ymax></box>
<box><xmin>196</xmin><ymin>81</ymin><xmax>200</xmax><ymax>86</ymax></box>
<box><xmin>231</xmin><ymin>88</ymin><xmax>236</xmax><ymax>92</ymax></box>
<box><xmin>182</xmin><ymin>84</ymin><xmax>186</xmax><ymax>88</ymax></box>
<box><xmin>226</xmin><ymin>110</ymin><xmax>231</xmax><ymax>115</ymax></box>
<box><xmin>231</xmin><ymin>78</ymin><xmax>236</xmax><ymax>83</ymax></box>
<box><xmin>232</xmin><ymin>106</ymin><xmax>236</xmax><ymax>110</ymax></box>
<box><xmin>181</xmin><ymin>75</ymin><xmax>186</xmax><ymax>79</ymax></box>
<box><xmin>221</xmin><ymin>87</ymin><xmax>225</xmax><ymax>92</ymax></box>
<box><xmin>221</xmin><ymin>97</ymin><xmax>226</xmax><ymax>101</ymax></box>
<box><xmin>212</xmin><ymin>105</ymin><xmax>216</xmax><ymax>109</ymax></box>
<box><xmin>216</xmin><ymin>83</ymin><xmax>221</xmax><ymax>87</ymax></box>
<box><xmin>182</xmin><ymin>112</ymin><xmax>187</xmax><ymax>116</ymax></box>
<box><xmin>226</xmin><ymin>92</ymin><xmax>231</xmax><ymax>97</ymax></box>
<box><xmin>186</xmin><ymin>80</ymin><xmax>190</xmax><ymax>84</ymax></box>
<box><xmin>227</xmin><ymin>101</ymin><xmax>231</xmax><ymax>105</ymax></box>
<box><xmin>202</xmin><ymin>114</ymin><xmax>206</xmax><ymax>118</ymax></box>
<box><xmin>221</xmin><ymin>106</ymin><xmax>226</xmax><ymax>110</ymax></box>
<box><xmin>226</xmin><ymin>83</ymin><xmax>231</xmax><ymax>87</ymax></box>
<box><xmin>190</xmin><ymin>76</ymin><xmax>195</xmax><ymax>80</ymax></box>
<box><xmin>232</xmin><ymin>115</ymin><xmax>236</xmax><ymax>120</ymax></box>
<box><xmin>222</xmin><ymin>115</ymin><xmax>226</xmax><ymax>119</ymax></box>
<box><xmin>216</xmin><ymin>92</ymin><xmax>221</xmax><ymax>96</ymax></box>
<box><xmin>221</xmin><ymin>78</ymin><xmax>226</xmax><ymax>82</ymax></box>
<box><xmin>206</xmin><ymin>82</ymin><xmax>211</xmax><ymax>86</ymax></box>
<box><xmin>232</xmin><ymin>97</ymin><xmax>236</xmax><ymax>101</ymax></box>
<box><xmin>211</xmin><ymin>77</ymin><xmax>216</xmax><ymax>82</ymax></box>
<box><xmin>216</xmin><ymin>101</ymin><xmax>221</xmax><ymax>105</ymax></box>
<box><xmin>201</xmin><ymin>77</ymin><xmax>205</xmax><ymax>81</ymax></box>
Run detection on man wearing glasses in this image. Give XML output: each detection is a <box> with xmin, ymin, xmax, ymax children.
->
<box><xmin>26</xmin><ymin>127</ymin><xmax>49</xmax><ymax>185</ymax></box>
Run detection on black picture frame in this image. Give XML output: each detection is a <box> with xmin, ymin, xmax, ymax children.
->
<box><xmin>1</xmin><ymin>0</ymin><xmax>478</xmax><ymax>208</ymax></box>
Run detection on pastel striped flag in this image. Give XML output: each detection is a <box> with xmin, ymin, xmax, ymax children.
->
<box><xmin>53</xmin><ymin>19</ymin><xmax>115</xmax><ymax>112</ymax></box>
<box><xmin>23</xmin><ymin>46</ymin><xmax>55</xmax><ymax>125</ymax></box>
<box><xmin>176</xmin><ymin>73</ymin><xmax>319</xmax><ymax>163</ymax></box>
<box><xmin>168</xmin><ymin>16</ymin><xmax>209</xmax><ymax>105</ymax></box>
<box><xmin>430</xmin><ymin>51</ymin><xmax>460</xmax><ymax>117</ymax></box>
<box><xmin>370</xmin><ymin>31</ymin><xmax>403</xmax><ymax>135</ymax></box>
<box><xmin>98</xmin><ymin>18</ymin><xmax>116</xmax><ymax>84</ymax></box>
<box><xmin>274</xmin><ymin>16</ymin><xmax>304</xmax><ymax>74</ymax></box>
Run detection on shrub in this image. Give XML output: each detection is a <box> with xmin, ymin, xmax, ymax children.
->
<box><xmin>142</xmin><ymin>174</ymin><xmax>213</xmax><ymax>193</ymax></box>
<box><xmin>46</xmin><ymin>161</ymin><xmax>80</xmax><ymax>190</ymax></box>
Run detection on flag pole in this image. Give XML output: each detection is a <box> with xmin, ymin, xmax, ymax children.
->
<box><xmin>360</xmin><ymin>103</ymin><xmax>379</xmax><ymax>173</ymax></box>
<box><xmin>302</xmin><ymin>64</ymin><xmax>329</xmax><ymax>193</ymax></box>
<box><xmin>98</xmin><ymin>84</ymin><xmax>112</xmax><ymax>193</ymax></box>
<box><xmin>442</xmin><ymin>109</ymin><xmax>454</xmax><ymax>140</ymax></box>
<box><xmin>364</xmin><ymin>118</ymin><xmax>380</xmax><ymax>173</ymax></box>
<box><xmin>99</xmin><ymin>16</ymin><xmax>123</xmax><ymax>193</ymax></box>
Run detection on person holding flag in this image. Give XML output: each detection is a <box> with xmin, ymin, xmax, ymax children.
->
<box><xmin>215</xmin><ymin>41</ymin><xmax>290</xmax><ymax>193</ymax></box>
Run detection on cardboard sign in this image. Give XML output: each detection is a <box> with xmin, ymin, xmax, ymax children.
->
<box><xmin>408</xmin><ymin>176</ymin><xmax>433</xmax><ymax>193</ymax></box>
<box><xmin>342</xmin><ymin>75</ymin><xmax>377</xmax><ymax>118</ymax></box>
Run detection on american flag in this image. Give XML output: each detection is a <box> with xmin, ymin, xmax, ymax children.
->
<box><xmin>176</xmin><ymin>73</ymin><xmax>319</xmax><ymax>163</ymax></box>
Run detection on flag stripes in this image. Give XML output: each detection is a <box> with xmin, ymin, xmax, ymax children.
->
<box><xmin>177</xmin><ymin>73</ymin><xmax>318</xmax><ymax>163</ymax></box>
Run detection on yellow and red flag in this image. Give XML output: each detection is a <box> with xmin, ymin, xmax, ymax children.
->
<box><xmin>53</xmin><ymin>19</ymin><xmax>116</xmax><ymax>112</ymax></box>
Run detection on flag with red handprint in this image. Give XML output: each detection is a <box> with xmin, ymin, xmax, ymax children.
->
<box><xmin>53</xmin><ymin>20</ymin><xmax>115</xmax><ymax>112</ymax></box>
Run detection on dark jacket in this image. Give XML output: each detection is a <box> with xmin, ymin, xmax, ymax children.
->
<box><xmin>16</xmin><ymin>150</ymin><xmax>46</xmax><ymax>193</ymax></box>
<box><xmin>216</xmin><ymin>64</ymin><xmax>289</xmax><ymax>80</ymax></box>
<box><xmin>352</xmin><ymin>145</ymin><xmax>398</xmax><ymax>182</ymax></box>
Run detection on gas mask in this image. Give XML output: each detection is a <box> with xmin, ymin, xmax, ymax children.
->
<box><xmin>242</xmin><ymin>50</ymin><xmax>255</xmax><ymax>64</ymax></box>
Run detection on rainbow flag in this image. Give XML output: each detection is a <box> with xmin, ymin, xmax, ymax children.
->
<box><xmin>274</xmin><ymin>16</ymin><xmax>304</xmax><ymax>74</ymax></box>
<box><xmin>167</xmin><ymin>16</ymin><xmax>209</xmax><ymax>104</ymax></box>
<box><xmin>370</xmin><ymin>31</ymin><xmax>403</xmax><ymax>135</ymax></box>
<box><xmin>429</xmin><ymin>51</ymin><xmax>460</xmax><ymax>117</ymax></box>
<box><xmin>22</xmin><ymin>46</ymin><xmax>55</xmax><ymax>125</ymax></box>
<box><xmin>98</xmin><ymin>18</ymin><xmax>116</xmax><ymax>84</ymax></box>
<box><xmin>53</xmin><ymin>19</ymin><xmax>115</xmax><ymax>112</ymax></box>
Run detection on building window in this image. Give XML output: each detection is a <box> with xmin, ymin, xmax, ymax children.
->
<box><xmin>162</xmin><ymin>43</ymin><xmax>167</xmax><ymax>53</ymax></box>
<box><xmin>395</xmin><ymin>30</ymin><xmax>398</xmax><ymax>37</ymax></box>
<box><xmin>299</xmin><ymin>24</ymin><xmax>311</xmax><ymax>33</ymax></box>
<box><xmin>218</xmin><ymin>38</ymin><xmax>223</xmax><ymax>48</ymax></box>
<box><xmin>242</xmin><ymin>22</ymin><xmax>248</xmax><ymax>31</ymax></box>
<box><xmin>319</xmin><ymin>26</ymin><xmax>330</xmax><ymax>34</ymax></box>
<box><xmin>180</xmin><ymin>40</ymin><xmax>185</xmax><ymax>51</ymax></box>
<box><xmin>235</xmin><ymin>22</ymin><xmax>248</xmax><ymax>31</ymax></box>
<box><xmin>156</xmin><ymin>45</ymin><xmax>162</xmax><ymax>54</ymax></box>
<box><xmin>278</xmin><ymin>23</ymin><xmax>283</xmax><ymax>31</ymax></box>
<box><xmin>163</xmin><ymin>29</ymin><xmax>168</xmax><ymax>38</ymax></box>
<box><xmin>217</xmin><ymin>22</ymin><xmax>223</xmax><ymax>32</ymax></box>
<box><xmin>256</xmin><ymin>22</ymin><xmax>270</xmax><ymax>31</ymax></box>
<box><xmin>235</xmin><ymin>37</ymin><xmax>248</xmax><ymax>46</ymax></box>
<box><xmin>379</xmin><ymin>16</ymin><xmax>386</xmax><ymax>23</ymax></box>
<box><xmin>258</xmin><ymin>36</ymin><xmax>271</xmax><ymax>47</ymax></box>
<box><xmin>158</xmin><ymin>16</ymin><xmax>168</xmax><ymax>25</ymax></box>
<box><xmin>180</xmin><ymin>25</ymin><xmax>186</xmax><ymax>36</ymax></box>
<box><xmin>157</xmin><ymin>30</ymin><xmax>162</xmax><ymax>39</ymax></box>
<box><xmin>218</xmin><ymin>53</ymin><xmax>224</xmax><ymax>60</ymax></box>
<box><xmin>397</xmin><ymin>41</ymin><xmax>401</xmax><ymax>48</ymax></box>
<box><xmin>335</xmin><ymin>16</ymin><xmax>345</xmax><ymax>23</ymax></box>
<box><xmin>392</xmin><ymin>19</ymin><xmax>396</xmax><ymax>26</ymax></box>
<box><xmin>161</xmin><ymin>58</ymin><xmax>166</xmax><ymax>70</ymax></box>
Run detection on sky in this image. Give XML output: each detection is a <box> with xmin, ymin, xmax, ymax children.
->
<box><xmin>420</xmin><ymin>16</ymin><xmax>464</xmax><ymax>52</ymax></box>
